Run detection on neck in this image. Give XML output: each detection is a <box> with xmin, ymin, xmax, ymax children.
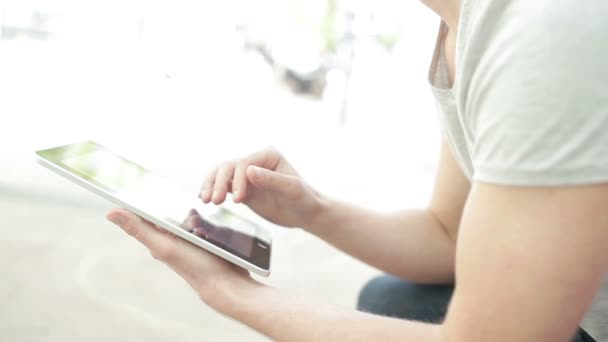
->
<box><xmin>421</xmin><ymin>0</ymin><xmax>461</xmax><ymax>30</ymax></box>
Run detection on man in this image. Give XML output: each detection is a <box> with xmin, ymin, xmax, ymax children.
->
<box><xmin>107</xmin><ymin>0</ymin><xmax>608</xmax><ymax>340</ymax></box>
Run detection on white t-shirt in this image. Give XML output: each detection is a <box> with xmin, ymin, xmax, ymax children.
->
<box><xmin>429</xmin><ymin>0</ymin><xmax>608</xmax><ymax>185</ymax></box>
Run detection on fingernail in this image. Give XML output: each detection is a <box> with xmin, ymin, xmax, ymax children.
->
<box><xmin>200</xmin><ymin>189</ymin><xmax>208</xmax><ymax>199</ymax></box>
<box><xmin>212</xmin><ymin>190</ymin><xmax>218</xmax><ymax>201</ymax></box>
<box><xmin>109</xmin><ymin>215</ymin><xmax>126</xmax><ymax>226</ymax></box>
<box><xmin>233</xmin><ymin>190</ymin><xmax>240</xmax><ymax>200</ymax></box>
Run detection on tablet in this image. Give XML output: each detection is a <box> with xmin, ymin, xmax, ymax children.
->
<box><xmin>35</xmin><ymin>141</ymin><xmax>272</xmax><ymax>276</ymax></box>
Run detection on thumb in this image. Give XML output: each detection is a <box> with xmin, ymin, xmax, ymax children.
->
<box><xmin>247</xmin><ymin>165</ymin><xmax>302</xmax><ymax>197</ymax></box>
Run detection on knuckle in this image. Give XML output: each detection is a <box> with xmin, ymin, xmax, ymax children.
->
<box><xmin>203</xmin><ymin>168</ymin><xmax>218</xmax><ymax>185</ymax></box>
<box><xmin>221</xmin><ymin>160</ymin><xmax>235</xmax><ymax>171</ymax></box>
<box><xmin>216</xmin><ymin>162</ymin><xmax>234</xmax><ymax>181</ymax></box>
<box><xmin>196</xmin><ymin>277</ymin><xmax>218</xmax><ymax>303</ymax></box>
<box><xmin>213</xmin><ymin>181</ymin><xmax>227</xmax><ymax>191</ymax></box>
<box><xmin>265</xmin><ymin>146</ymin><xmax>281</xmax><ymax>157</ymax></box>
<box><xmin>122</xmin><ymin>221</ymin><xmax>139</xmax><ymax>238</ymax></box>
<box><xmin>287</xmin><ymin>178</ymin><xmax>305</xmax><ymax>199</ymax></box>
<box><xmin>235</xmin><ymin>159</ymin><xmax>248</xmax><ymax>170</ymax></box>
<box><xmin>150</xmin><ymin>242</ymin><xmax>177</xmax><ymax>262</ymax></box>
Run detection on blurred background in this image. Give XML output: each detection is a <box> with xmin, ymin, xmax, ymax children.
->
<box><xmin>1</xmin><ymin>0</ymin><xmax>446</xmax><ymax>340</ymax></box>
<box><xmin>4</xmin><ymin>1</ymin><xmax>608</xmax><ymax>341</ymax></box>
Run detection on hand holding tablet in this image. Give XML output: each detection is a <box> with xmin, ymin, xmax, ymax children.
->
<box><xmin>36</xmin><ymin>141</ymin><xmax>273</xmax><ymax>275</ymax></box>
<box><xmin>105</xmin><ymin>207</ymin><xmax>256</xmax><ymax>314</ymax></box>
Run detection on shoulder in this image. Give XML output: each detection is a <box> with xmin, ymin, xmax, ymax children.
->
<box><xmin>457</xmin><ymin>0</ymin><xmax>608</xmax><ymax>121</ymax></box>
<box><xmin>455</xmin><ymin>0</ymin><xmax>608</xmax><ymax>186</ymax></box>
<box><xmin>477</xmin><ymin>1</ymin><xmax>605</xmax><ymax>58</ymax></box>
<box><xmin>459</xmin><ymin>0</ymin><xmax>608</xmax><ymax>67</ymax></box>
<box><xmin>468</xmin><ymin>0</ymin><xmax>606</xmax><ymax>32</ymax></box>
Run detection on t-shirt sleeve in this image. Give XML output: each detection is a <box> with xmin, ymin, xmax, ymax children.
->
<box><xmin>463</xmin><ymin>2</ymin><xmax>608</xmax><ymax>186</ymax></box>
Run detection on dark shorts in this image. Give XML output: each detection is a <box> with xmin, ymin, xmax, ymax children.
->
<box><xmin>357</xmin><ymin>275</ymin><xmax>596</xmax><ymax>342</ymax></box>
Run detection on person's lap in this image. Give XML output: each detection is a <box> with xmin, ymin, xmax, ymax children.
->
<box><xmin>357</xmin><ymin>275</ymin><xmax>596</xmax><ymax>342</ymax></box>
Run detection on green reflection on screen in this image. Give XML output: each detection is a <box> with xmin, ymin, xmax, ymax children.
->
<box><xmin>39</xmin><ymin>141</ymin><xmax>146</xmax><ymax>191</ymax></box>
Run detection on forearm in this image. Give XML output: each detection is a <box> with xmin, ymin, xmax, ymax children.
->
<box><xmin>305</xmin><ymin>197</ymin><xmax>455</xmax><ymax>283</ymax></box>
<box><xmin>226</xmin><ymin>282</ymin><xmax>442</xmax><ymax>341</ymax></box>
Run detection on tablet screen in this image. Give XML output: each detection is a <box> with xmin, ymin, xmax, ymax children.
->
<box><xmin>37</xmin><ymin>142</ymin><xmax>271</xmax><ymax>270</ymax></box>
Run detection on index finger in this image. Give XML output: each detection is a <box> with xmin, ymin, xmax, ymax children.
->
<box><xmin>232</xmin><ymin>160</ymin><xmax>249</xmax><ymax>202</ymax></box>
<box><xmin>199</xmin><ymin>167</ymin><xmax>217</xmax><ymax>203</ymax></box>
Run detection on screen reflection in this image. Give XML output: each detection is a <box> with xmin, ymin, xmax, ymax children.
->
<box><xmin>181</xmin><ymin>208</ymin><xmax>255</xmax><ymax>257</ymax></box>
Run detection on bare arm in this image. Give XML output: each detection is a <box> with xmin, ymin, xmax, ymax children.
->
<box><xmin>107</xmin><ymin>180</ymin><xmax>608</xmax><ymax>341</ymax></box>
<box><xmin>308</xmin><ymin>140</ymin><xmax>470</xmax><ymax>283</ymax></box>
<box><xmin>220</xmin><ymin>182</ymin><xmax>608</xmax><ymax>341</ymax></box>
<box><xmin>443</xmin><ymin>183</ymin><xmax>608</xmax><ymax>341</ymax></box>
